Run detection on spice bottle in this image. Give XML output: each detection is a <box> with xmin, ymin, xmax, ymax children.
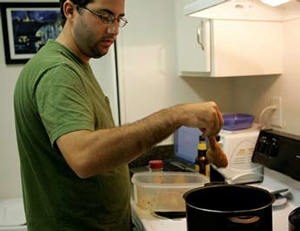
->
<box><xmin>149</xmin><ymin>160</ymin><xmax>164</xmax><ymax>183</ymax></box>
<box><xmin>195</xmin><ymin>136</ymin><xmax>210</xmax><ymax>179</ymax></box>
<box><xmin>149</xmin><ymin>160</ymin><xmax>163</xmax><ymax>172</ymax></box>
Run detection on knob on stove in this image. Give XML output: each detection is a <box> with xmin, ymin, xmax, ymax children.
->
<box><xmin>289</xmin><ymin>207</ymin><xmax>300</xmax><ymax>231</ymax></box>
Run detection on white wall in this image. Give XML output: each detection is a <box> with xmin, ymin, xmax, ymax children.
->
<box><xmin>232</xmin><ymin>18</ymin><xmax>300</xmax><ymax>136</ymax></box>
<box><xmin>118</xmin><ymin>0</ymin><xmax>234</xmax><ymax>145</ymax></box>
<box><xmin>0</xmin><ymin>4</ymin><xmax>23</xmax><ymax>197</ymax></box>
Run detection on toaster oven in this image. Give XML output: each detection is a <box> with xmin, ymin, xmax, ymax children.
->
<box><xmin>214</xmin><ymin>125</ymin><xmax>264</xmax><ymax>184</ymax></box>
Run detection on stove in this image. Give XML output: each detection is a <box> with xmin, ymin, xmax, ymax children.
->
<box><xmin>131</xmin><ymin>168</ymin><xmax>300</xmax><ymax>231</ymax></box>
<box><xmin>131</xmin><ymin>130</ymin><xmax>300</xmax><ymax>231</ymax></box>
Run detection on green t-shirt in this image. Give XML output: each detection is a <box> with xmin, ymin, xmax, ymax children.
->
<box><xmin>14</xmin><ymin>40</ymin><xmax>131</xmax><ymax>231</ymax></box>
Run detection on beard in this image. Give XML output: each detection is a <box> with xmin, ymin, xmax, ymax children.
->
<box><xmin>90</xmin><ymin>42</ymin><xmax>110</xmax><ymax>58</ymax></box>
<box><xmin>73</xmin><ymin>18</ymin><xmax>111</xmax><ymax>59</ymax></box>
<box><xmin>75</xmin><ymin>35</ymin><xmax>108</xmax><ymax>59</ymax></box>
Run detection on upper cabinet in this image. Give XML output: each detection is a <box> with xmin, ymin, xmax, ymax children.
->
<box><xmin>177</xmin><ymin>17</ymin><xmax>283</xmax><ymax>77</ymax></box>
<box><xmin>185</xmin><ymin>0</ymin><xmax>300</xmax><ymax>22</ymax></box>
<box><xmin>176</xmin><ymin>0</ymin><xmax>300</xmax><ymax>77</ymax></box>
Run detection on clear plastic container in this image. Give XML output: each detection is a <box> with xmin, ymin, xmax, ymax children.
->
<box><xmin>131</xmin><ymin>172</ymin><xmax>209</xmax><ymax>212</ymax></box>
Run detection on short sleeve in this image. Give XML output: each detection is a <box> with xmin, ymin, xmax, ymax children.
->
<box><xmin>35</xmin><ymin>65</ymin><xmax>94</xmax><ymax>146</ymax></box>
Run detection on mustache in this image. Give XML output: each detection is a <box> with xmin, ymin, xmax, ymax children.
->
<box><xmin>102</xmin><ymin>36</ymin><xmax>115</xmax><ymax>42</ymax></box>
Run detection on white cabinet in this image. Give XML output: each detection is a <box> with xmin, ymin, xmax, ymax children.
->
<box><xmin>177</xmin><ymin>16</ymin><xmax>283</xmax><ymax>77</ymax></box>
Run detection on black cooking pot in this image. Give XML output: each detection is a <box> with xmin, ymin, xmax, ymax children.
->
<box><xmin>183</xmin><ymin>184</ymin><xmax>275</xmax><ymax>231</ymax></box>
<box><xmin>289</xmin><ymin>207</ymin><xmax>300</xmax><ymax>231</ymax></box>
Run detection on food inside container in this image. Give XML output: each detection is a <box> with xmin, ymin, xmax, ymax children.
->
<box><xmin>131</xmin><ymin>172</ymin><xmax>209</xmax><ymax>212</ymax></box>
<box><xmin>222</xmin><ymin>113</ymin><xmax>254</xmax><ymax>131</ymax></box>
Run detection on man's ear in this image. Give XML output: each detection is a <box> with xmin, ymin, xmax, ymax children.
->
<box><xmin>63</xmin><ymin>0</ymin><xmax>77</xmax><ymax>21</ymax></box>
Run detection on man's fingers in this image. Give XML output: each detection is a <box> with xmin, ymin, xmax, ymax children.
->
<box><xmin>210</xmin><ymin>102</ymin><xmax>223</xmax><ymax>135</ymax></box>
<box><xmin>200</xmin><ymin>127</ymin><xmax>207</xmax><ymax>137</ymax></box>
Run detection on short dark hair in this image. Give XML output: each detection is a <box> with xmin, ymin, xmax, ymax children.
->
<box><xmin>60</xmin><ymin>0</ymin><xmax>93</xmax><ymax>26</ymax></box>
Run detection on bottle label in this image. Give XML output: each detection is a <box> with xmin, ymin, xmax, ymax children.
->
<box><xmin>205</xmin><ymin>165</ymin><xmax>210</xmax><ymax>179</ymax></box>
<box><xmin>198</xmin><ymin>143</ymin><xmax>207</xmax><ymax>151</ymax></box>
<box><xmin>195</xmin><ymin>164</ymin><xmax>200</xmax><ymax>172</ymax></box>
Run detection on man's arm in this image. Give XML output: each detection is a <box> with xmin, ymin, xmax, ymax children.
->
<box><xmin>57</xmin><ymin>101</ymin><xmax>223</xmax><ymax>178</ymax></box>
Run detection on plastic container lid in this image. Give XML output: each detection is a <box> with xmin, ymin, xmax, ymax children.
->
<box><xmin>149</xmin><ymin>160</ymin><xmax>163</xmax><ymax>170</ymax></box>
<box><xmin>223</xmin><ymin>113</ymin><xmax>254</xmax><ymax>131</ymax></box>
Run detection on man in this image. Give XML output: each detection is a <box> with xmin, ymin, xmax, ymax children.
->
<box><xmin>14</xmin><ymin>0</ymin><xmax>224</xmax><ymax>230</ymax></box>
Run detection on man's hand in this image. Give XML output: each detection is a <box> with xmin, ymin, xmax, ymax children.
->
<box><xmin>173</xmin><ymin>101</ymin><xmax>224</xmax><ymax>137</ymax></box>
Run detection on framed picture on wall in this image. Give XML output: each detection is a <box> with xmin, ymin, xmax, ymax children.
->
<box><xmin>0</xmin><ymin>2</ymin><xmax>62</xmax><ymax>64</ymax></box>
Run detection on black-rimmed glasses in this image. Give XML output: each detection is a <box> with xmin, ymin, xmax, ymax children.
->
<box><xmin>79</xmin><ymin>6</ymin><xmax>128</xmax><ymax>28</ymax></box>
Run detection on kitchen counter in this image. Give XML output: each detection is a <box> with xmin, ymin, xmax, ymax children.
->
<box><xmin>132</xmin><ymin>168</ymin><xmax>300</xmax><ymax>231</ymax></box>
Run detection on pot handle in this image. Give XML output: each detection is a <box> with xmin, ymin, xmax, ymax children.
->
<box><xmin>226</xmin><ymin>215</ymin><xmax>261</xmax><ymax>231</ymax></box>
<box><xmin>229</xmin><ymin>215</ymin><xmax>260</xmax><ymax>225</ymax></box>
<box><xmin>204</xmin><ymin>181</ymin><xmax>228</xmax><ymax>187</ymax></box>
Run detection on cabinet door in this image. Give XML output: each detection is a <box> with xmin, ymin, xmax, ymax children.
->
<box><xmin>177</xmin><ymin>16</ymin><xmax>211</xmax><ymax>75</ymax></box>
<box><xmin>212</xmin><ymin>20</ymin><xmax>283</xmax><ymax>77</ymax></box>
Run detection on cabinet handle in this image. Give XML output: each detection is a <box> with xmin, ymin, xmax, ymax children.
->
<box><xmin>197</xmin><ymin>21</ymin><xmax>205</xmax><ymax>51</ymax></box>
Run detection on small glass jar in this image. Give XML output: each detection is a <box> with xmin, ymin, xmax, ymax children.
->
<box><xmin>149</xmin><ymin>160</ymin><xmax>163</xmax><ymax>172</ymax></box>
<box><xmin>149</xmin><ymin>160</ymin><xmax>164</xmax><ymax>183</ymax></box>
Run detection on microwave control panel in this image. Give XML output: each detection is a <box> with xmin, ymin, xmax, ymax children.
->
<box><xmin>252</xmin><ymin>129</ymin><xmax>300</xmax><ymax>181</ymax></box>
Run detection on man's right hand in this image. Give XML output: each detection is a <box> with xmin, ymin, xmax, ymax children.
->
<box><xmin>172</xmin><ymin>101</ymin><xmax>224</xmax><ymax>137</ymax></box>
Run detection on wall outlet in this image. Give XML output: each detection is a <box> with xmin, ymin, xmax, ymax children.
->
<box><xmin>270</xmin><ymin>96</ymin><xmax>283</xmax><ymax>128</ymax></box>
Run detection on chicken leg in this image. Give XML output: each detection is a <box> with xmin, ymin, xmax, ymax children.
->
<box><xmin>207</xmin><ymin>136</ymin><xmax>228</xmax><ymax>168</ymax></box>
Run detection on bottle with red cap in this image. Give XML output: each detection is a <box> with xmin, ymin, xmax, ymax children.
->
<box><xmin>149</xmin><ymin>160</ymin><xmax>164</xmax><ymax>183</ymax></box>
<box><xmin>149</xmin><ymin>160</ymin><xmax>163</xmax><ymax>172</ymax></box>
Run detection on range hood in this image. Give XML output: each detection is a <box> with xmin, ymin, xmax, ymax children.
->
<box><xmin>185</xmin><ymin>0</ymin><xmax>300</xmax><ymax>21</ymax></box>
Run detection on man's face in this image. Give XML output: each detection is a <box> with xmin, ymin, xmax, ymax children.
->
<box><xmin>73</xmin><ymin>0</ymin><xmax>125</xmax><ymax>59</ymax></box>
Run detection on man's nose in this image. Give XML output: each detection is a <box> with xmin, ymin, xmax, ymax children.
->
<box><xmin>107</xmin><ymin>21</ymin><xmax>119</xmax><ymax>35</ymax></box>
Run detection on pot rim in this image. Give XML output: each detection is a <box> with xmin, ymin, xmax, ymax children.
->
<box><xmin>183</xmin><ymin>184</ymin><xmax>275</xmax><ymax>214</ymax></box>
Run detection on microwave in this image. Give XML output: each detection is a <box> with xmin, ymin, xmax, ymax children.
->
<box><xmin>215</xmin><ymin>125</ymin><xmax>264</xmax><ymax>184</ymax></box>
